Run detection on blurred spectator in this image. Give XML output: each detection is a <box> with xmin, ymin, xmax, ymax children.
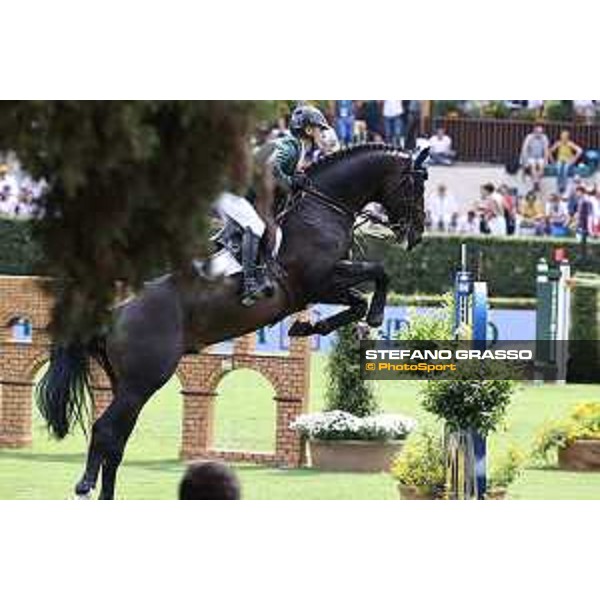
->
<box><xmin>575</xmin><ymin>185</ymin><xmax>595</xmax><ymax>244</ymax></box>
<box><xmin>573</xmin><ymin>100</ymin><xmax>596</xmax><ymax>124</ymax></box>
<box><xmin>518</xmin><ymin>190</ymin><xmax>545</xmax><ymax>236</ymax></box>
<box><xmin>353</xmin><ymin>101</ymin><xmax>368</xmax><ymax>143</ymax></box>
<box><xmin>364</xmin><ymin>101</ymin><xmax>383</xmax><ymax>141</ymax></box>
<box><xmin>0</xmin><ymin>163</ymin><xmax>19</xmax><ymax>214</ymax></box>
<box><xmin>567</xmin><ymin>178</ymin><xmax>584</xmax><ymax>217</ymax></box>
<box><xmin>404</xmin><ymin>100</ymin><xmax>421</xmax><ymax>149</ymax></box>
<box><xmin>178</xmin><ymin>461</ymin><xmax>241</xmax><ymax>500</ymax></box>
<box><xmin>545</xmin><ymin>193</ymin><xmax>570</xmax><ymax>236</ymax></box>
<box><xmin>428</xmin><ymin>128</ymin><xmax>455</xmax><ymax>165</ymax></box>
<box><xmin>519</xmin><ymin>124</ymin><xmax>549</xmax><ymax>189</ymax></box>
<box><xmin>498</xmin><ymin>184</ymin><xmax>517</xmax><ymax>235</ymax></box>
<box><xmin>425</xmin><ymin>183</ymin><xmax>458</xmax><ymax>232</ymax></box>
<box><xmin>382</xmin><ymin>100</ymin><xmax>404</xmax><ymax>146</ymax></box>
<box><xmin>549</xmin><ymin>130</ymin><xmax>583</xmax><ymax>194</ymax></box>
<box><xmin>334</xmin><ymin>101</ymin><xmax>355</xmax><ymax>146</ymax></box>
<box><xmin>480</xmin><ymin>183</ymin><xmax>506</xmax><ymax>235</ymax></box>
<box><xmin>457</xmin><ymin>209</ymin><xmax>479</xmax><ymax>235</ymax></box>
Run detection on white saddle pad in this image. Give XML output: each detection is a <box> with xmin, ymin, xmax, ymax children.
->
<box><xmin>205</xmin><ymin>227</ymin><xmax>283</xmax><ymax>278</ymax></box>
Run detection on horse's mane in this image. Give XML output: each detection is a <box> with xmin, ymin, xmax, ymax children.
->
<box><xmin>305</xmin><ymin>142</ymin><xmax>412</xmax><ymax>176</ymax></box>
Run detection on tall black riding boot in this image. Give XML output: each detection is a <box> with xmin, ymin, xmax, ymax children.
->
<box><xmin>240</xmin><ymin>227</ymin><xmax>274</xmax><ymax>306</ymax></box>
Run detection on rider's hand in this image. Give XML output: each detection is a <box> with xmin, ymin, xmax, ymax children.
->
<box><xmin>291</xmin><ymin>173</ymin><xmax>309</xmax><ymax>192</ymax></box>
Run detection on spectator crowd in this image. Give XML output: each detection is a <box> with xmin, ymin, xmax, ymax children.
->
<box><xmin>0</xmin><ymin>157</ymin><xmax>45</xmax><ymax>220</ymax></box>
<box><xmin>425</xmin><ymin>121</ymin><xmax>600</xmax><ymax>241</ymax></box>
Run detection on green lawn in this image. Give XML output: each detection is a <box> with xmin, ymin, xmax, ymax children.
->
<box><xmin>1</xmin><ymin>354</ymin><xmax>599</xmax><ymax>499</ymax></box>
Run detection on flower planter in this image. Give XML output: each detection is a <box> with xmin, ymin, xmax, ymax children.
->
<box><xmin>308</xmin><ymin>439</ymin><xmax>404</xmax><ymax>473</ymax></box>
<box><xmin>558</xmin><ymin>439</ymin><xmax>600</xmax><ymax>471</ymax></box>
<box><xmin>397</xmin><ymin>484</ymin><xmax>439</xmax><ymax>500</ymax></box>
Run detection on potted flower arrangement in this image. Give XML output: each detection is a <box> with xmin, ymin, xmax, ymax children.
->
<box><xmin>291</xmin><ymin>410</ymin><xmax>416</xmax><ymax>472</ymax></box>
<box><xmin>486</xmin><ymin>446</ymin><xmax>525</xmax><ymax>499</ymax></box>
<box><xmin>533</xmin><ymin>403</ymin><xmax>600</xmax><ymax>471</ymax></box>
<box><xmin>289</xmin><ymin>324</ymin><xmax>416</xmax><ymax>472</ymax></box>
<box><xmin>390</xmin><ymin>430</ymin><xmax>446</xmax><ymax>499</ymax></box>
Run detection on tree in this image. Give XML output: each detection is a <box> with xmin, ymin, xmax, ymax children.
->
<box><xmin>325</xmin><ymin>324</ymin><xmax>377</xmax><ymax>417</ymax></box>
<box><xmin>0</xmin><ymin>101</ymin><xmax>265</xmax><ymax>343</ymax></box>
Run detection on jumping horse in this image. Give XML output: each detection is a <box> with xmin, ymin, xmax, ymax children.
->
<box><xmin>36</xmin><ymin>143</ymin><xmax>429</xmax><ymax>499</ymax></box>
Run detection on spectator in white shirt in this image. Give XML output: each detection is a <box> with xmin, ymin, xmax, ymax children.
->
<box><xmin>480</xmin><ymin>183</ymin><xmax>507</xmax><ymax>236</ymax></box>
<box><xmin>0</xmin><ymin>164</ymin><xmax>20</xmax><ymax>214</ymax></box>
<box><xmin>425</xmin><ymin>183</ymin><xmax>459</xmax><ymax>232</ymax></box>
<box><xmin>382</xmin><ymin>101</ymin><xmax>404</xmax><ymax>146</ymax></box>
<box><xmin>428</xmin><ymin>128</ymin><xmax>456</xmax><ymax>165</ymax></box>
<box><xmin>457</xmin><ymin>209</ymin><xmax>480</xmax><ymax>235</ymax></box>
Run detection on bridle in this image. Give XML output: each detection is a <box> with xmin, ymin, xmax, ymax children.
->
<box><xmin>297</xmin><ymin>164</ymin><xmax>428</xmax><ymax>236</ymax></box>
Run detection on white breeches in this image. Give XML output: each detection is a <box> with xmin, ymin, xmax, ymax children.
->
<box><xmin>214</xmin><ymin>192</ymin><xmax>265</xmax><ymax>237</ymax></box>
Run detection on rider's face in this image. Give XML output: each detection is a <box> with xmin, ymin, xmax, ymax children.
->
<box><xmin>304</xmin><ymin>126</ymin><xmax>324</xmax><ymax>148</ymax></box>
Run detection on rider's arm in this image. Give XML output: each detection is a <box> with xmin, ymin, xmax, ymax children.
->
<box><xmin>271</xmin><ymin>138</ymin><xmax>298</xmax><ymax>192</ymax></box>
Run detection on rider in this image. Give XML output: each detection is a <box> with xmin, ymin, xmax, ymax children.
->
<box><xmin>214</xmin><ymin>104</ymin><xmax>332</xmax><ymax>307</ymax></box>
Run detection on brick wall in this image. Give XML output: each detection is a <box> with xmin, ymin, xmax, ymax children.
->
<box><xmin>0</xmin><ymin>276</ymin><xmax>312</xmax><ymax>467</ymax></box>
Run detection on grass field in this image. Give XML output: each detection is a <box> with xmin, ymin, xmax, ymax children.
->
<box><xmin>1</xmin><ymin>354</ymin><xmax>600</xmax><ymax>499</ymax></box>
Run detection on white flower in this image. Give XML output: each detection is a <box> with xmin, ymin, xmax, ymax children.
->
<box><xmin>290</xmin><ymin>411</ymin><xmax>416</xmax><ymax>441</ymax></box>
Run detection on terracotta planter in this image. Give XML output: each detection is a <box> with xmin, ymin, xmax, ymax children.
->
<box><xmin>397</xmin><ymin>484</ymin><xmax>439</xmax><ymax>500</ymax></box>
<box><xmin>308</xmin><ymin>439</ymin><xmax>404</xmax><ymax>473</ymax></box>
<box><xmin>558</xmin><ymin>439</ymin><xmax>600</xmax><ymax>471</ymax></box>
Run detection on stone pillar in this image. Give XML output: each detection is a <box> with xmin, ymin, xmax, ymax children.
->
<box><xmin>89</xmin><ymin>361</ymin><xmax>112</xmax><ymax>421</ymax></box>
<box><xmin>0</xmin><ymin>380</ymin><xmax>32</xmax><ymax>448</ymax></box>
<box><xmin>275</xmin><ymin>396</ymin><xmax>305</xmax><ymax>467</ymax></box>
<box><xmin>180</xmin><ymin>390</ymin><xmax>216</xmax><ymax>460</ymax></box>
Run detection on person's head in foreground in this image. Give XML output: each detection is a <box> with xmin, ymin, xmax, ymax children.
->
<box><xmin>179</xmin><ymin>461</ymin><xmax>241</xmax><ymax>500</ymax></box>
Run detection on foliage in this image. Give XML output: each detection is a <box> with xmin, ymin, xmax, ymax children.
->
<box><xmin>568</xmin><ymin>275</ymin><xmax>600</xmax><ymax>382</ymax></box>
<box><xmin>543</xmin><ymin>101</ymin><xmax>573</xmax><ymax>123</ymax></box>
<box><xmin>326</xmin><ymin>324</ymin><xmax>377</xmax><ymax>417</ymax></box>
<box><xmin>5</xmin><ymin>227</ymin><xmax>600</xmax><ymax>300</ymax></box>
<box><xmin>488</xmin><ymin>446</ymin><xmax>525</xmax><ymax>490</ymax></box>
<box><xmin>419</xmin><ymin>362</ymin><xmax>516</xmax><ymax>435</ymax></box>
<box><xmin>290</xmin><ymin>410</ymin><xmax>416</xmax><ymax>442</ymax></box>
<box><xmin>0</xmin><ymin>101</ymin><xmax>267</xmax><ymax>343</ymax></box>
<box><xmin>396</xmin><ymin>291</ymin><xmax>456</xmax><ymax>342</ymax></box>
<box><xmin>482</xmin><ymin>101</ymin><xmax>511</xmax><ymax>120</ymax></box>
<box><xmin>365</xmin><ymin>234</ymin><xmax>600</xmax><ymax>298</ymax></box>
<box><xmin>533</xmin><ymin>403</ymin><xmax>600</xmax><ymax>462</ymax></box>
<box><xmin>0</xmin><ymin>218</ymin><xmax>42</xmax><ymax>275</ymax></box>
<box><xmin>432</xmin><ymin>101</ymin><xmax>465</xmax><ymax>118</ymax></box>
<box><xmin>390</xmin><ymin>429</ymin><xmax>446</xmax><ymax>495</ymax></box>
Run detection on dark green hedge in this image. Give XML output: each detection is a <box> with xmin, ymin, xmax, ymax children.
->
<box><xmin>365</xmin><ymin>234</ymin><xmax>600</xmax><ymax>298</ymax></box>
<box><xmin>0</xmin><ymin>218</ymin><xmax>43</xmax><ymax>275</ymax></box>
<box><xmin>3</xmin><ymin>218</ymin><xmax>600</xmax><ymax>300</ymax></box>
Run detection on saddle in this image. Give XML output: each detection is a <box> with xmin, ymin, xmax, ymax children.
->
<box><xmin>195</xmin><ymin>219</ymin><xmax>283</xmax><ymax>280</ymax></box>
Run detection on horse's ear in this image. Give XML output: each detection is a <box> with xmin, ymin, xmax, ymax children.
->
<box><xmin>414</xmin><ymin>147</ymin><xmax>430</xmax><ymax>169</ymax></box>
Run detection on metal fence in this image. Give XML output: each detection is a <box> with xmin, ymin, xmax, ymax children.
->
<box><xmin>421</xmin><ymin>117</ymin><xmax>600</xmax><ymax>165</ymax></box>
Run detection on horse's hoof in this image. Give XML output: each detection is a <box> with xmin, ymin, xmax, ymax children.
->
<box><xmin>74</xmin><ymin>491</ymin><xmax>93</xmax><ymax>500</ymax></box>
<box><xmin>288</xmin><ymin>321</ymin><xmax>313</xmax><ymax>337</ymax></box>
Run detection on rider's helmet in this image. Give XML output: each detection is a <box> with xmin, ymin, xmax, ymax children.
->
<box><xmin>289</xmin><ymin>105</ymin><xmax>329</xmax><ymax>137</ymax></box>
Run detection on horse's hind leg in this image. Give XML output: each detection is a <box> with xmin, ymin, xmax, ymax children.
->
<box><xmin>74</xmin><ymin>387</ymin><xmax>146</xmax><ymax>500</ymax></box>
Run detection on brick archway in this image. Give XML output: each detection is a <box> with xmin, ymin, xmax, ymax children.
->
<box><xmin>0</xmin><ymin>276</ymin><xmax>312</xmax><ymax>467</ymax></box>
<box><xmin>177</xmin><ymin>324</ymin><xmax>311</xmax><ymax>468</ymax></box>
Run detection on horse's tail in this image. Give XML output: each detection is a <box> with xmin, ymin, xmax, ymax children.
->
<box><xmin>35</xmin><ymin>342</ymin><xmax>95</xmax><ymax>440</ymax></box>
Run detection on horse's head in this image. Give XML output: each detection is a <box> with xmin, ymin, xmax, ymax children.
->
<box><xmin>379</xmin><ymin>147</ymin><xmax>429</xmax><ymax>250</ymax></box>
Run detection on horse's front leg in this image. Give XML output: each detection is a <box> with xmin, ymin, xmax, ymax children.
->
<box><xmin>288</xmin><ymin>288</ymin><xmax>368</xmax><ymax>337</ymax></box>
<box><xmin>329</xmin><ymin>260</ymin><xmax>389</xmax><ymax>327</ymax></box>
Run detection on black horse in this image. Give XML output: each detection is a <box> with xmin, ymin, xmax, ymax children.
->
<box><xmin>36</xmin><ymin>143</ymin><xmax>428</xmax><ymax>499</ymax></box>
